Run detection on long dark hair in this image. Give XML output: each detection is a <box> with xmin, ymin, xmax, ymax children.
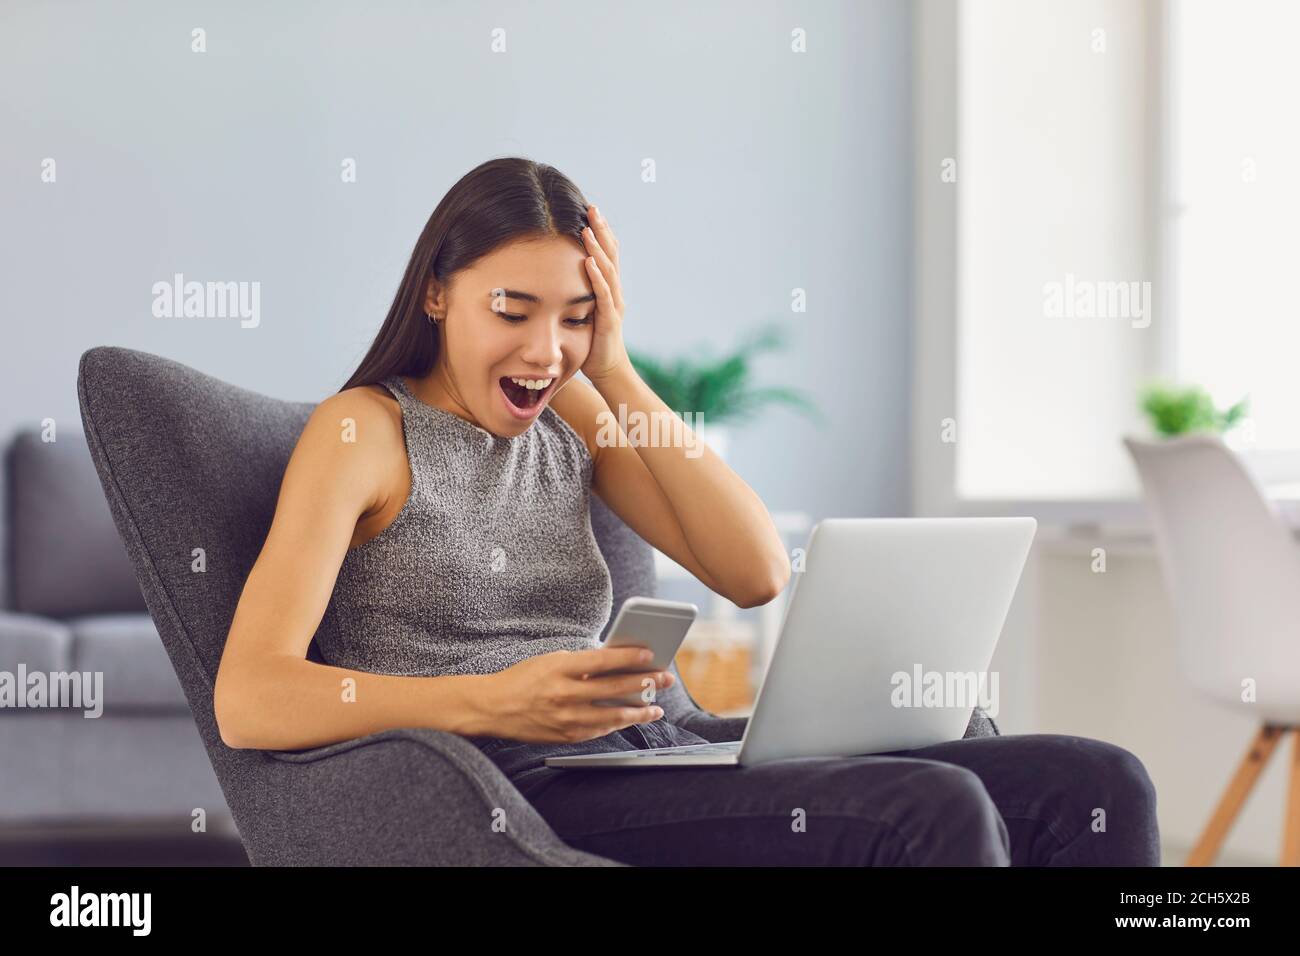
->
<box><xmin>339</xmin><ymin>157</ymin><xmax>592</xmax><ymax>392</ymax></box>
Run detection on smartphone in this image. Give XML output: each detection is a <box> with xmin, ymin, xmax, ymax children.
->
<box><xmin>591</xmin><ymin>597</ymin><xmax>698</xmax><ymax>707</ymax></box>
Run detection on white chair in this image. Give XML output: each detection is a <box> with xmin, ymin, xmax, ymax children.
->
<box><xmin>1124</xmin><ymin>434</ymin><xmax>1300</xmax><ymax>866</ymax></box>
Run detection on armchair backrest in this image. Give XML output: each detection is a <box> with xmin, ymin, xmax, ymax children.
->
<box><xmin>76</xmin><ymin>346</ymin><xmax>661</xmax><ymax>745</ymax></box>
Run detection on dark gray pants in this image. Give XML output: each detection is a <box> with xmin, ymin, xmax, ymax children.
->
<box><xmin>476</xmin><ymin>718</ymin><xmax>1161</xmax><ymax>866</ymax></box>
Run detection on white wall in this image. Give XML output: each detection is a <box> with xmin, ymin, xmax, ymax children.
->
<box><xmin>1034</xmin><ymin>541</ymin><xmax>1290</xmax><ymax>865</ymax></box>
<box><xmin>0</xmin><ymin>0</ymin><xmax>917</xmax><ymax>537</ymax></box>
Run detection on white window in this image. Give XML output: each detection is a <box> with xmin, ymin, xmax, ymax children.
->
<box><xmin>955</xmin><ymin>0</ymin><xmax>1153</xmax><ymax>502</ymax></box>
<box><xmin>917</xmin><ymin>0</ymin><xmax>1298</xmax><ymax>515</ymax></box>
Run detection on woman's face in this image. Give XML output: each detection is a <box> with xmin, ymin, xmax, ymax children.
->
<box><xmin>424</xmin><ymin>234</ymin><xmax>596</xmax><ymax>436</ymax></box>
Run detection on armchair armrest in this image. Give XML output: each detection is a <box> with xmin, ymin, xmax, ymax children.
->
<box><xmin>653</xmin><ymin>659</ymin><xmax>749</xmax><ymax>742</ymax></box>
<box><xmin>674</xmin><ymin>707</ymin><xmax>1000</xmax><ymax>747</ymax></box>
<box><xmin>246</xmin><ymin>726</ymin><xmax>626</xmax><ymax>866</ymax></box>
<box><xmin>675</xmin><ymin>712</ymin><xmax>749</xmax><ymax>743</ymax></box>
<box><xmin>670</xmin><ymin>708</ymin><xmax>999</xmax><ymax>744</ymax></box>
<box><xmin>964</xmin><ymin>706</ymin><xmax>1000</xmax><ymax>738</ymax></box>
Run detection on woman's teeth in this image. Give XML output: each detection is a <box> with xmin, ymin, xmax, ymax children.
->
<box><xmin>509</xmin><ymin>377</ymin><xmax>553</xmax><ymax>390</ymax></box>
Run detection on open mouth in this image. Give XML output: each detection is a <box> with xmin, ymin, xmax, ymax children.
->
<box><xmin>498</xmin><ymin>376</ymin><xmax>557</xmax><ymax>414</ymax></box>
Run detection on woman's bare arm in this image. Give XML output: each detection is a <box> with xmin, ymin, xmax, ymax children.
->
<box><xmin>564</xmin><ymin>204</ymin><xmax>790</xmax><ymax>608</ymax></box>
<box><xmin>213</xmin><ymin>388</ymin><xmax>491</xmax><ymax>751</ymax></box>
<box><xmin>553</xmin><ymin>373</ymin><xmax>790</xmax><ymax>609</ymax></box>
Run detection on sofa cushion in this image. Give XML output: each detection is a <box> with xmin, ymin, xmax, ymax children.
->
<box><xmin>8</xmin><ymin>429</ymin><xmax>147</xmax><ymax>617</ymax></box>
<box><xmin>0</xmin><ymin>611</ymin><xmax>71</xmax><ymax>681</ymax></box>
<box><xmin>67</xmin><ymin>613</ymin><xmax>189</xmax><ymax>712</ymax></box>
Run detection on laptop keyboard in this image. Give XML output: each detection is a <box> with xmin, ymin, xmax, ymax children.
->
<box><xmin>638</xmin><ymin>741</ymin><xmax>742</xmax><ymax>757</ymax></box>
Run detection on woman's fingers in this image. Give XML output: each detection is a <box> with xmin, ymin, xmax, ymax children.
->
<box><xmin>562</xmin><ymin>645</ymin><xmax>650</xmax><ymax>677</ymax></box>
<box><xmin>588</xmin><ymin>204</ymin><xmax>619</xmax><ymax>270</ymax></box>
<box><xmin>574</xmin><ymin>670</ymin><xmax>672</xmax><ymax>702</ymax></box>
<box><xmin>613</xmin><ymin>704</ymin><xmax>664</xmax><ymax>729</ymax></box>
<box><xmin>583</xmin><ymin>705</ymin><xmax>664</xmax><ymax>741</ymax></box>
<box><xmin>583</xmin><ymin>225</ymin><xmax>617</xmax><ymax>278</ymax></box>
<box><xmin>585</xmin><ymin>253</ymin><xmax>617</xmax><ymax>315</ymax></box>
<box><xmin>583</xmin><ymin>208</ymin><xmax>624</xmax><ymax>314</ymax></box>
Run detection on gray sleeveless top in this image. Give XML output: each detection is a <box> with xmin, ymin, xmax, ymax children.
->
<box><xmin>313</xmin><ymin>373</ymin><xmax>615</xmax><ymax>678</ymax></box>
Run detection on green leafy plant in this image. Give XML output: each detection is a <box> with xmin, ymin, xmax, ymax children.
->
<box><xmin>627</xmin><ymin>321</ymin><xmax>825</xmax><ymax>428</ymax></box>
<box><xmin>1139</xmin><ymin>382</ymin><xmax>1249</xmax><ymax>437</ymax></box>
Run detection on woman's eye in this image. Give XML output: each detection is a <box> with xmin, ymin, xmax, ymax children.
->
<box><xmin>497</xmin><ymin>311</ymin><xmax>593</xmax><ymax>326</ymax></box>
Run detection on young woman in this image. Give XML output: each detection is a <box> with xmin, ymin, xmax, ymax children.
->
<box><xmin>214</xmin><ymin>157</ymin><xmax>1160</xmax><ymax>866</ymax></box>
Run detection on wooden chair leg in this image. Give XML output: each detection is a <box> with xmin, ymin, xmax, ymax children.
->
<box><xmin>1283</xmin><ymin>728</ymin><xmax>1300</xmax><ymax>867</ymax></box>
<box><xmin>1185</xmin><ymin>724</ymin><xmax>1287</xmax><ymax>867</ymax></box>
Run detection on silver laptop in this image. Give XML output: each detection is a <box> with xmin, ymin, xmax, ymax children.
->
<box><xmin>545</xmin><ymin>517</ymin><xmax>1036</xmax><ymax>769</ymax></box>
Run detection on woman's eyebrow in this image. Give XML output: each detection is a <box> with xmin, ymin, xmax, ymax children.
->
<box><xmin>488</xmin><ymin>288</ymin><xmax>596</xmax><ymax>306</ymax></box>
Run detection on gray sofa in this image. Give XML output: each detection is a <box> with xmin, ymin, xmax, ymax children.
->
<box><xmin>0</xmin><ymin>426</ymin><xmax>231</xmax><ymax>826</ymax></box>
<box><xmin>73</xmin><ymin>345</ymin><xmax>999</xmax><ymax>865</ymax></box>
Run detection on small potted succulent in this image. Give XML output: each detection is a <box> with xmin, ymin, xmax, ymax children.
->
<box><xmin>1130</xmin><ymin>382</ymin><xmax>1300</xmax><ymax>496</ymax></box>
<box><xmin>1138</xmin><ymin>382</ymin><xmax>1249</xmax><ymax>438</ymax></box>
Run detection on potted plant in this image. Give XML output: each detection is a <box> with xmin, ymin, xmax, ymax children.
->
<box><xmin>627</xmin><ymin>321</ymin><xmax>825</xmax><ymax>460</ymax></box>
<box><xmin>1138</xmin><ymin>382</ymin><xmax>1249</xmax><ymax>438</ymax></box>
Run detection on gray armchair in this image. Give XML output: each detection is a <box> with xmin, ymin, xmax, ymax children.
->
<box><xmin>76</xmin><ymin>345</ymin><xmax>999</xmax><ymax>866</ymax></box>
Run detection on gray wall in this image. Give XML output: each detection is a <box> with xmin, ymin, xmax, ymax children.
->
<box><xmin>1</xmin><ymin>0</ymin><xmax>913</xmax><ymax>551</ymax></box>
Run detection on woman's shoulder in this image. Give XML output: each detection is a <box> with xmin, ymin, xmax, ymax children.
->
<box><xmin>262</xmin><ymin>384</ymin><xmax>406</xmax><ymax>544</ymax></box>
<box><xmin>294</xmin><ymin>383</ymin><xmax>407</xmax><ymax>483</ymax></box>
<box><xmin>296</xmin><ymin>384</ymin><xmax>410</xmax><ymax>538</ymax></box>
<box><xmin>319</xmin><ymin>381</ymin><xmax>403</xmax><ymax>436</ymax></box>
